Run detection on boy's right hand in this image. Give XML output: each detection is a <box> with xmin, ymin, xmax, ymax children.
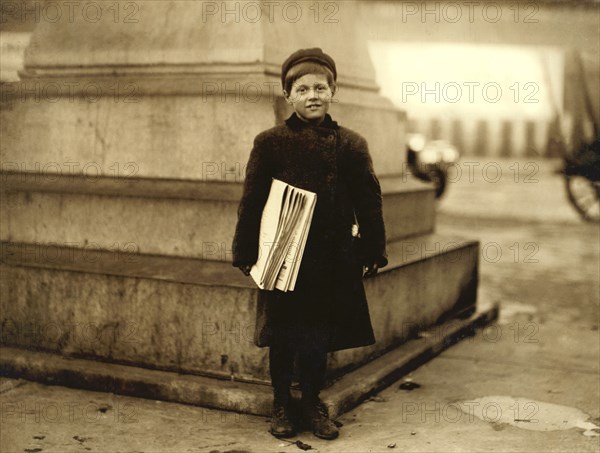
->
<box><xmin>238</xmin><ymin>264</ymin><xmax>252</xmax><ymax>276</ymax></box>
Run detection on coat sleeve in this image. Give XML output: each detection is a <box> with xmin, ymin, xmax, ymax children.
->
<box><xmin>348</xmin><ymin>136</ymin><xmax>389</xmax><ymax>268</ymax></box>
<box><xmin>231</xmin><ymin>134</ymin><xmax>273</xmax><ymax>267</ymax></box>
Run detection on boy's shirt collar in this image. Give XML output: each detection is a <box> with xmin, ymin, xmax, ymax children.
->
<box><xmin>285</xmin><ymin>112</ymin><xmax>339</xmax><ymax>130</ymax></box>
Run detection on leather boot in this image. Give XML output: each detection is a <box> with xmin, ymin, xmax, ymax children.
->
<box><xmin>301</xmin><ymin>397</ymin><xmax>339</xmax><ymax>440</ymax></box>
<box><xmin>270</xmin><ymin>400</ymin><xmax>296</xmax><ymax>438</ymax></box>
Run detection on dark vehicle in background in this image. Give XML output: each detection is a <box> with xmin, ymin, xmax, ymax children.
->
<box><xmin>563</xmin><ymin>138</ymin><xmax>600</xmax><ymax>223</ymax></box>
<box><xmin>559</xmin><ymin>51</ymin><xmax>600</xmax><ymax>223</ymax></box>
<box><xmin>406</xmin><ymin>133</ymin><xmax>459</xmax><ymax>199</ymax></box>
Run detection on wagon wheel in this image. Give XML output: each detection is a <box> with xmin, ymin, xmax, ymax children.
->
<box><xmin>565</xmin><ymin>175</ymin><xmax>600</xmax><ymax>223</ymax></box>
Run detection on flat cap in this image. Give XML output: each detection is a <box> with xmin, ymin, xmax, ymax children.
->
<box><xmin>281</xmin><ymin>48</ymin><xmax>337</xmax><ymax>88</ymax></box>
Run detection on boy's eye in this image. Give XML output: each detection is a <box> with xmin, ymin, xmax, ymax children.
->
<box><xmin>292</xmin><ymin>84</ymin><xmax>328</xmax><ymax>96</ymax></box>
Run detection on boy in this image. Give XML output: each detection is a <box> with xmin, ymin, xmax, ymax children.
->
<box><xmin>232</xmin><ymin>48</ymin><xmax>388</xmax><ymax>440</ymax></box>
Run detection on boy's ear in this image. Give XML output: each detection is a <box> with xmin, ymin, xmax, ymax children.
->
<box><xmin>282</xmin><ymin>89</ymin><xmax>293</xmax><ymax>104</ymax></box>
<box><xmin>330</xmin><ymin>83</ymin><xmax>338</xmax><ymax>96</ymax></box>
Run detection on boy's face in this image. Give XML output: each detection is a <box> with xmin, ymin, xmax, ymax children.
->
<box><xmin>284</xmin><ymin>73</ymin><xmax>335</xmax><ymax>124</ymax></box>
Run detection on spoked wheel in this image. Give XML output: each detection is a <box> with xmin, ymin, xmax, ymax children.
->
<box><xmin>565</xmin><ymin>175</ymin><xmax>600</xmax><ymax>223</ymax></box>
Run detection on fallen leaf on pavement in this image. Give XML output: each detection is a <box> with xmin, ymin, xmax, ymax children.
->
<box><xmin>295</xmin><ymin>440</ymin><xmax>313</xmax><ymax>450</ymax></box>
<box><xmin>399</xmin><ymin>381</ymin><xmax>421</xmax><ymax>391</ymax></box>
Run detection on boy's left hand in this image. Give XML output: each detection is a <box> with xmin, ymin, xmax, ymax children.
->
<box><xmin>238</xmin><ymin>264</ymin><xmax>252</xmax><ymax>276</ymax></box>
<box><xmin>363</xmin><ymin>262</ymin><xmax>379</xmax><ymax>278</ymax></box>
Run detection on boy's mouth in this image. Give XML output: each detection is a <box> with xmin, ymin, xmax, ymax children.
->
<box><xmin>306</xmin><ymin>104</ymin><xmax>322</xmax><ymax>109</ymax></box>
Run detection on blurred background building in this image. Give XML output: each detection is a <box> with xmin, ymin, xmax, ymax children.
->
<box><xmin>363</xmin><ymin>1</ymin><xmax>599</xmax><ymax>158</ymax></box>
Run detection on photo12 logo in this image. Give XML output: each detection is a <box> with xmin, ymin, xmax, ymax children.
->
<box><xmin>201</xmin><ymin>1</ymin><xmax>340</xmax><ymax>24</ymax></box>
<box><xmin>1</xmin><ymin>82</ymin><xmax>140</xmax><ymax>104</ymax></box>
<box><xmin>0</xmin><ymin>320</ymin><xmax>140</xmax><ymax>346</ymax></box>
<box><xmin>1</xmin><ymin>401</ymin><xmax>138</xmax><ymax>423</ymax></box>
<box><xmin>401</xmin><ymin>82</ymin><xmax>539</xmax><ymax>104</ymax></box>
<box><xmin>396</xmin><ymin>2</ymin><xmax>540</xmax><ymax>24</ymax></box>
<box><xmin>1</xmin><ymin>161</ymin><xmax>140</xmax><ymax>181</ymax></box>
<box><xmin>401</xmin><ymin>399</ymin><xmax>539</xmax><ymax>424</ymax></box>
<box><xmin>0</xmin><ymin>1</ymin><xmax>140</xmax><ymax>24</ymax></box>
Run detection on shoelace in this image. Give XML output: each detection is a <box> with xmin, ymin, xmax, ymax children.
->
<box><xmin>274</xmin><ymin>404</ymin><xmax>290</xmax><ymax>420</ymax></box>
<box><xmin>308</xmin><ymin>401</ymin><xmax>329</xmax><ymax>420</ymax></box>
<box><xmin>317</xmin><ymin>402</ymin><xmax>329</xmax><ymax>417</ymax></box>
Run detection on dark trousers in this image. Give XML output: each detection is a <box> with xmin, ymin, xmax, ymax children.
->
<box><xmin>269</xmin><ymin>324</ymin><xmax>329</xmax><ymax>403</ymax></box>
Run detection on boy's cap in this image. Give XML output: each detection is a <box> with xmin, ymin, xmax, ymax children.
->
<box><xmin>281</xmin><ymin>48</ymin><xmax>337</xmax><ymax>88</ymax></box>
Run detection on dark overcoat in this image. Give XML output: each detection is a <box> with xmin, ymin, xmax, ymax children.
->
<box><xmin>232</xmin><ymin>112</ymin><xmax>388</xmax><ymax>352</ymax></box>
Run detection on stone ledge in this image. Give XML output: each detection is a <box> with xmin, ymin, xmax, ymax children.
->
<box><xmin>0</xmin><ymin>234</ymin><xmax>477</xmax><ymax>290</ymax></box>
<box><xmin>0</xmin><ymin>178</ymin><xmax>435</xmax><ymax>257</ymax></box>
<box><xmin>6</xmin><ymin>70</ymin><xmax>383</xmax><ymax>98</ymax></box>
<box><xmin>0</xmin><ymin>300</ymin><xmax>498</xmax><ymax>417</ymax></box>
<box><xmin>0</xmin><ymin>172</ymin><xmax>243</xmax><ymax>202</ymax></box>
<box><xmin>0</xmin><ymin>172</ymin><xmax>428</xmax><ymax>201</ymax></box>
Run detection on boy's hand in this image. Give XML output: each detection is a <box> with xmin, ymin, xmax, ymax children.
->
<box><xmin>238</xmin><ymin>264</ymin><xmax>252</xmax><ymax>276</ymax></box>
<box><xmin>363</xmin><ymin>262</ymin><xmax>379</xmax><ymax>278</ymax></box>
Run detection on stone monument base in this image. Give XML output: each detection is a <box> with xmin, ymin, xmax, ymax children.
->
<box><xmin>0</xmin><ymin>302</ymin><xmax>497</xmax><ymax>417</ymax></box>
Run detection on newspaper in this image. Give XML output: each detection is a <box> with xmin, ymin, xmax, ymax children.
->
<box><xmin>250</xmin><ymin>178</ymin><xmax>317</xmax><ymax>292</ymax></box>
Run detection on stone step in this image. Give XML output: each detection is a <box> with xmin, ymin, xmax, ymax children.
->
<box><xmin>0</xmin><ymin>233</ymin><xmax>478</xmax><ymax>384</ymax></box>
<box><xmin>0</xmin><ymin>302</ymin><xmax>498</xmax><ymax>417</ymax></box>
<box><xmin>0</xmin><ymin>172</ymin><xmax>435</xmax><ymax>259</ymax></box>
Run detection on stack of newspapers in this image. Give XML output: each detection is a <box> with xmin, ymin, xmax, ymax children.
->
<box><xmin>250</xmin><ymin>178</ymin><xmax>317</xmax><ymax>292</ymax></box>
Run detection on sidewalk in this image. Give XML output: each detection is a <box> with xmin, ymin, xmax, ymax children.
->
<box><xmin>1</xmin><ymin>157</ymin><xmax>599</xmax><ymax>452</ymax></box>
<box><xmin>437</xmin><ymin>157</ymin><xmax>583</xmax><ymax>224</ymax></box>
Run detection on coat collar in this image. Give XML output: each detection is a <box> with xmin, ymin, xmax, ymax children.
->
<box><xmin>285</xmin><ymin>112</ymin><xmax>339</xmax><ymax>130</ymax></box>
